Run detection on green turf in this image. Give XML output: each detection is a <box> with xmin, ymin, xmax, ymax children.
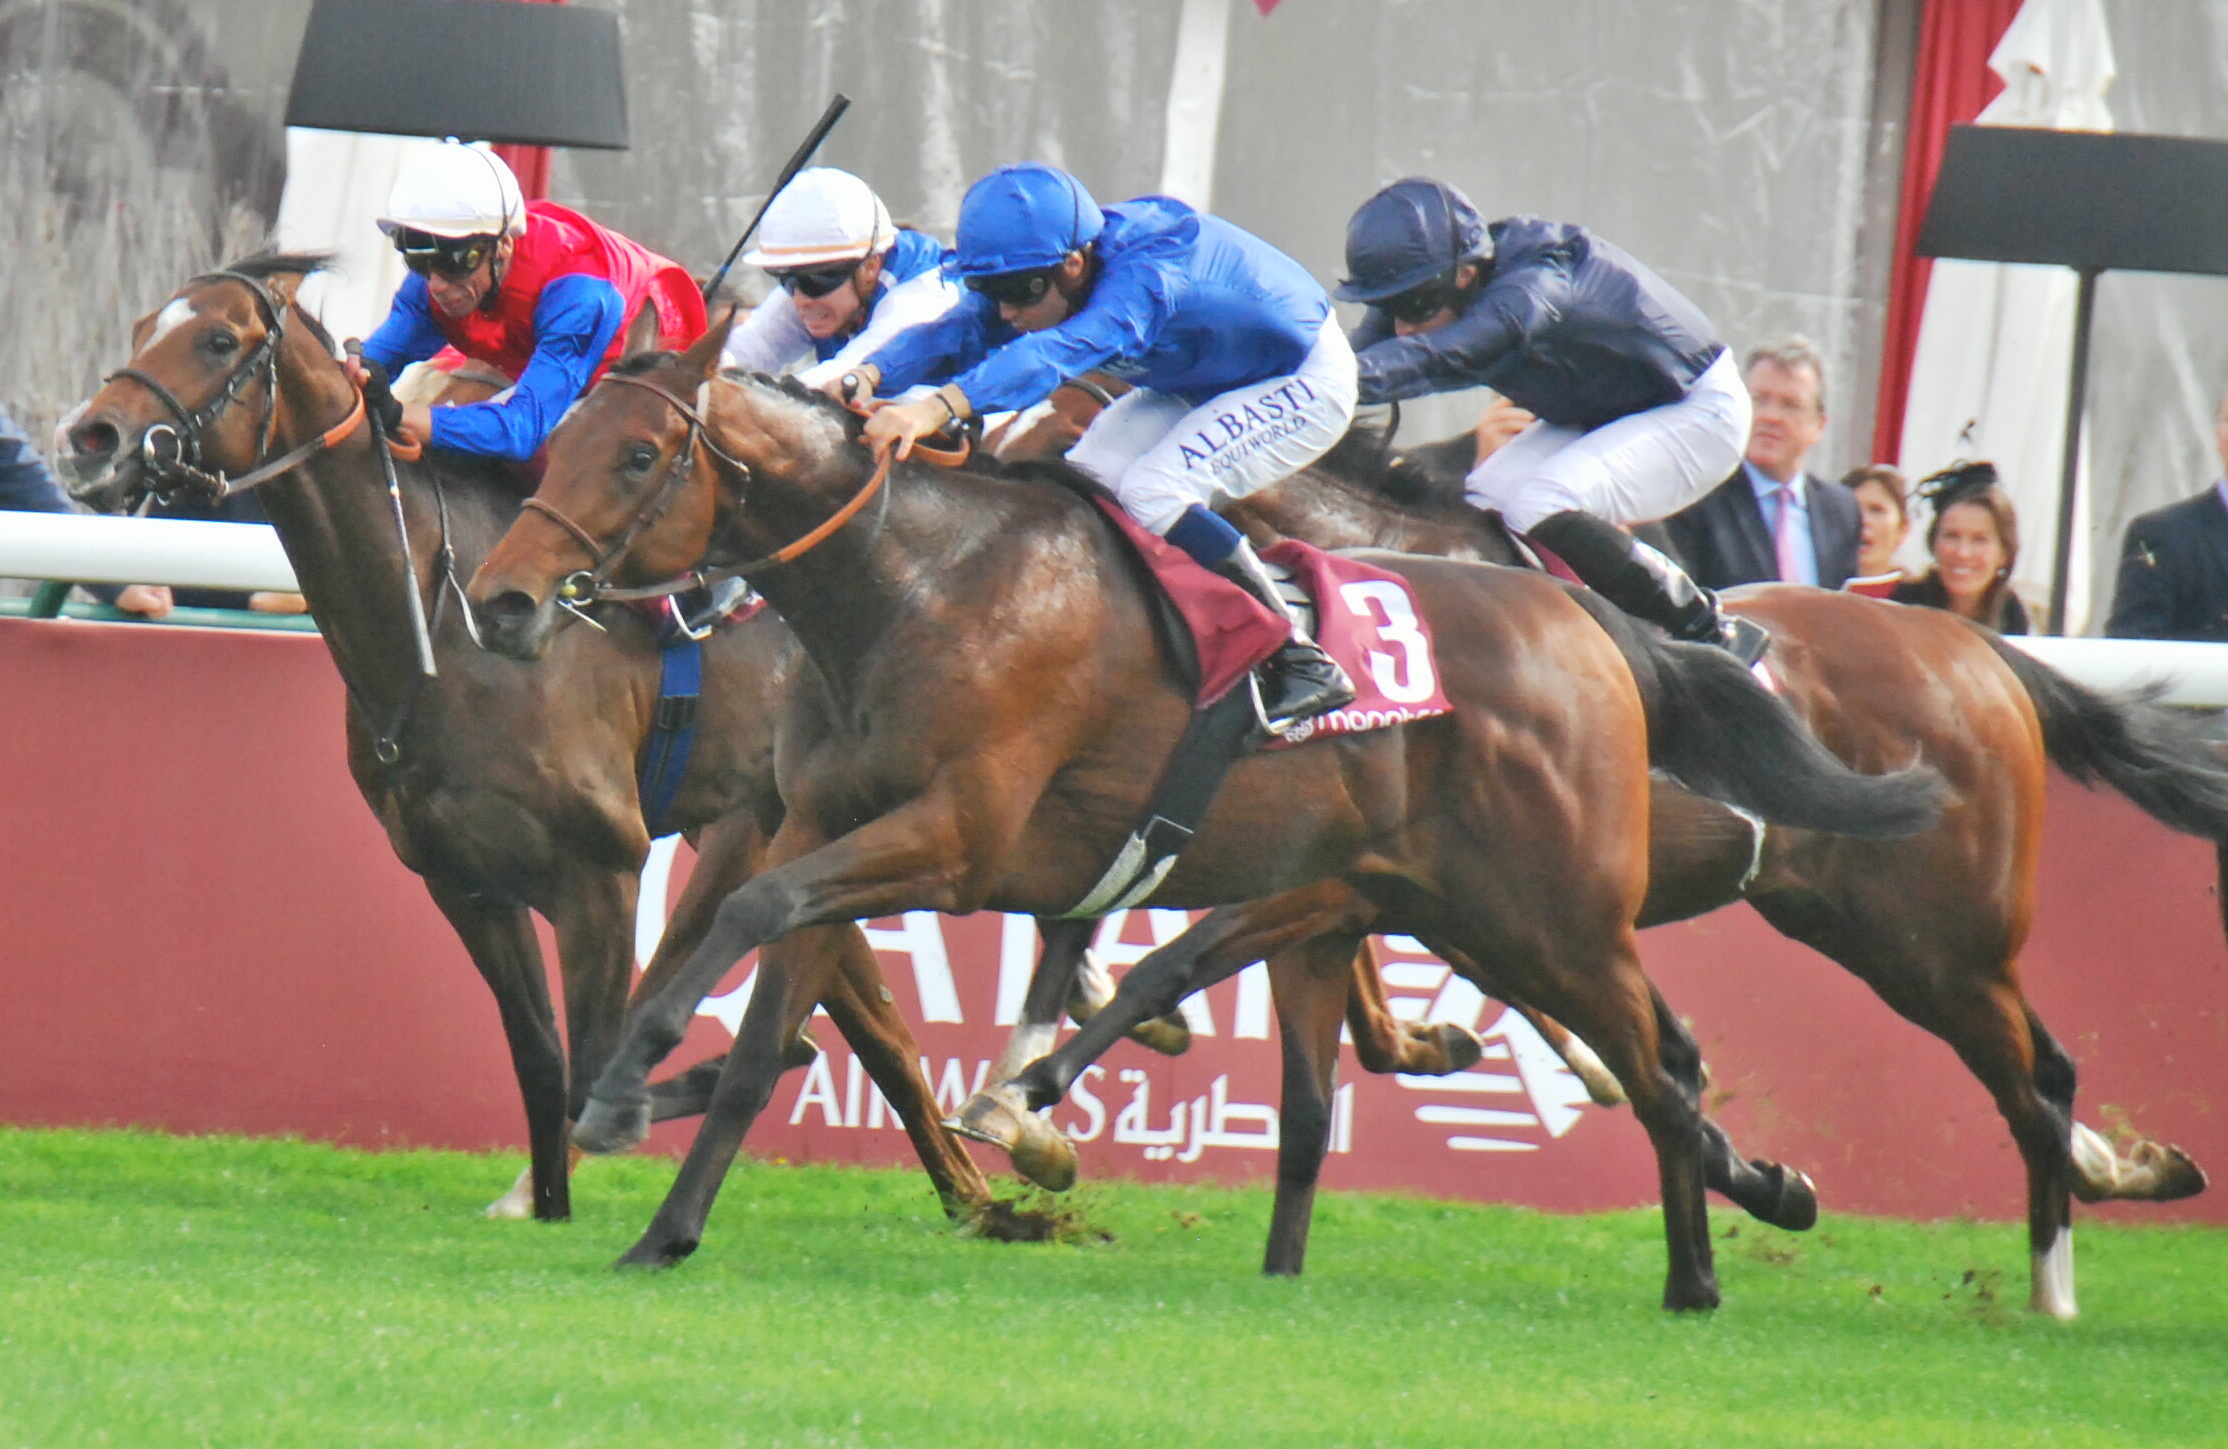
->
<box><xmin>0</xmin><ymin>1129</ymin><xmax>2221</xmax><ymax>1448</ymax></box>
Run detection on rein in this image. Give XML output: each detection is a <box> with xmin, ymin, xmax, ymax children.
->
<box><xmin>540</xmin><ymin>373</ymin><xmax>895</xmax><ymax>608</ymax></box>
<box><xmin>105</xmin><ymin>270</ymin><xmax>372</xmax><ymax>503</ymax></box>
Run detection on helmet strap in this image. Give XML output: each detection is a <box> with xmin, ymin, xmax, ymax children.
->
<box><xmin>478</xmin><ymin>235</ymin><xmax>514</xmax><ymax>316</ymax></box>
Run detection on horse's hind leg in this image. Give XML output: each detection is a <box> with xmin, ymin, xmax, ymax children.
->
<box><xmin>818</xmin><ymin>924</ymin><xmax>993</xmax><ymax>1220</ymax></box>
<box><xmin>1262</xmin><ymin>932</ymin><xmax>1362</xmax><ymax>1276</ymax></box>
<box><xmin>1343</xmin><ymin>938</ymin><xmax>1484</xmax><ymax>1077</ymax></box>
<box><xmin>1646</xmin><ymin>986</ymin><xmax>1818</xmax><ymax>1231</ymax></box>
<box><xmin>988</xmin><ymin>919</ymin><xmax>1191</xmax><ymax>1086</ymax></box>
<box><xmin>425</xmin><ymin>876</ymin><xmax>571</xmax><ymax>1222</ymax></box>
<box><xmin>616</xmin><ymin>924</ymin><xmax>845</xmax><ymax>1269</ymax></box>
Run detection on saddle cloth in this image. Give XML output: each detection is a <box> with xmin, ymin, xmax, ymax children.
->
<box><xmin>1083</xmin><ymin>494</ymin><xmax>1451</xmax><ymax>740</ymax></box>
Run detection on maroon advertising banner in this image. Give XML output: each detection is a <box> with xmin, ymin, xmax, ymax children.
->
<box><xmin>1</xmin><ymin>616</ymin><xmax>2221</xmax><ymax>1225</ymax></box>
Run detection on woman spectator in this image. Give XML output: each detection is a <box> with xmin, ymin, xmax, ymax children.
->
<box><xmin>1840</xmin><ymin>464</ymin><xmax>1911</xmax><ymax>596</ymax></box>
<box><xmin>1890</xmin><ymin>462</ymin><xmax>2030</xmax><ymax>634</ymax></box>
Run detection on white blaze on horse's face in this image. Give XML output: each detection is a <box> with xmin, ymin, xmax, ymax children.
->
<box><xmin>147</xmin><ymin>297</ymin><xmax>197</xmax><ymax>347</ymax></box>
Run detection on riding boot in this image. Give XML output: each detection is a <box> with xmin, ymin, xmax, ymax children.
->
<box><xmin>1212</xmin><ymin>538</ymin><xmax>1358</xmax><ymax>726</ymax></box>
<box><xmin>1526</xmin><ymin>509</ymin><xmax>1770</xmax><ymax>666</ymax></box>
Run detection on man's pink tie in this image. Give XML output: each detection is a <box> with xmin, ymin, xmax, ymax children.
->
<box><xmin>1774</xmin><ymin>481</ymin><xmax>1805</xmax><ymax>583</ymax></box>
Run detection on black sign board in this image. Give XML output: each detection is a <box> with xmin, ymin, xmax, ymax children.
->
<box><xmin>285</xmin><ymin>0</ymin><xmax>628</xmax><ymax>150</ymax></box>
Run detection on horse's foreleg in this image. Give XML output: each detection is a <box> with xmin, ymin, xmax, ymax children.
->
<box><xmin>579</xmin><ymin>799</ymin><xmax>989</xmax><ymax>1153</ymax></box>
<box><xmin>615</xmin><ymin>925</ymin><xmax>843</xmax><ymax>1268</ymax></box>
<box><xmin>1645</xmin><ymin>986</ymin><xmax>1818</xmax><ymax>1232</ymax></box>
<box><xmin>424</xmin><ymin>876</ymin><xmax>570</xmax><ymax>1221</ymax></box>
<box><xmin>986</xmin><ymin>918</ymin><xmax>1098</xmax><ymax>1085</ymax></box>
<box><xmin>546</xmin><ymin>866</ymin><xmax>640</xmax><ymax>1124</ymax></box>
<box><xmin>1262</xmin><ymin>932</ymin><xmax>1358</xmax><ymax>1276</ymax></box>
<box><xmin>818</xmin><ymin>924</ymin><xmax>993</xmax><ymax>1219</ymax></box>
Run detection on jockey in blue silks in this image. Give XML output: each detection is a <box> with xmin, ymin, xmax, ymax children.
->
<box><xmin>1340</xmin><ymin>177</ymin><xmax>1766</xmax><ymax>662</ymax></box>
<box><xmin>719</xmin><ymin>168</ymin><xmax>962</xmax><ymax>388</ymax></box>
<box><xmin>851</xmin><ymin>162</ymin><xmax>1359</xmax><ymax>725</ymax></box>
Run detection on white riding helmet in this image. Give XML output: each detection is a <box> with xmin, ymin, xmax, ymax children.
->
<box><xmin>742</xmin><ymin>167</ymin><xmax>896</xmax><ymax>271</ymax></box>
<box><xmin>376</xmin><ymin>143</ymin><xmax>527</xmax><ymax>240</ymax></box>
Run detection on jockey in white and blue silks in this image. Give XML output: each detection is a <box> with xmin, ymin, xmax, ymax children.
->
<box><xmin>1338</xmin><ymin>177</ymin><xmax>1765</xmax><ymax>662</ymax></box>
<box><xmin>720</xmin><ymin>168</ymin><xmax>961</xmax><ymax>389</ymax></box>
<box><xmin>851</xmin><ymin>162</ymin><xmax>1359</xmax><ymax>725</ymax></box>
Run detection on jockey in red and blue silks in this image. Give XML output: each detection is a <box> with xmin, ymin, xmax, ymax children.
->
<box><xmin>1338</xmin><ymin>177</ymin><xmax>1765</xmax><ymax>662</ymax></box>
<box><xmin>848</xmin><ymin>162</ymin><xmax>1358</xmax><ymax>727</ymax></box>
<box><xmin>350</xmin><ymin>144</ymin><xmax>706</xmax><ymax>467</ymax></box>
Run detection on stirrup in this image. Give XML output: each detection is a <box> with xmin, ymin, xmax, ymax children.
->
<box><xmin>1722</xmin><ymin>616</ymin><xmax>1771</xmax><ymax>667</ymax></box>
<box><xmin>1249</xmin><ymin>650</ymin><xmax>1356</xmax><ymax>737</ymax></box>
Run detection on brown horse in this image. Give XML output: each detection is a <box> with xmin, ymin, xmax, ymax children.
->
<box><xmin>60</xmin><ymin>255</ymin><xmax>989</xmax><ymax>1226</ymax></box>
<box><xmin>465</xmin><ymin>323</ymin><xmax>1939</xmax><ymax>1309</ymax></box>
<box><xmin>973</xmin><ymin>412</ymin><xmax>2217</xmax><ymax>1317</ymax></box>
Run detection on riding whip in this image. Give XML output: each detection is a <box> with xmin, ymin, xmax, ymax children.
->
<box><xmin>701</xmin><ymin>92</ymin><xmax>852</xmax><ymax>304</ymax></box>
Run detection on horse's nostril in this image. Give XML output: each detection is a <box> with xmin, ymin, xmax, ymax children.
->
<box><xmin>482</xmin><ymin>590</ymin><xmax>540</xmax><ymax>625</ymax></box>
<box><xmin>70</xmin><ymin>419</ymin><xmax>119</xmax><ymax>463</ymax></box>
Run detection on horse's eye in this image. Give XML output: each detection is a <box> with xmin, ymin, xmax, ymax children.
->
<box><xmin>206</xmin><ymin>330</ymin><xmax>240</xmax><ymax>356</ymax></box>
<box><xmin>624</xmin><ymin>444</ymin><xmax>659</xmax><ymax>474</ymax></box>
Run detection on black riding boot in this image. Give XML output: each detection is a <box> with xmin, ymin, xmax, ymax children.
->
<box><xmin>1527</xmin><ymin>509</ymin><xmax>1770</xmax><ymax>665</ymax></box>
<box><xmin>1213</xmin><ymin>538</ymin><xmax>1357</xmax><ymax>727</ymax></box>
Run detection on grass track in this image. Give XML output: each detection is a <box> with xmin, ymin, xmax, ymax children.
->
<box><xmin>0</xmin><ymin>1129</ymin><xmax>2222</xmax><ymax>1448</ymax></box>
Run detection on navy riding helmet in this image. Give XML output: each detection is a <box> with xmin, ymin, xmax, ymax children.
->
<box><xmin>1334</xmin><ymin>177</ymin><xmax>1492</xmax><ymax>304</ymax></box>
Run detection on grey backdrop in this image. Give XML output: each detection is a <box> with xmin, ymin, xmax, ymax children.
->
<box><xmin>5</xmin><ymin>0</ymin><xmax>2226</xmax><ymax>627</ymax></box>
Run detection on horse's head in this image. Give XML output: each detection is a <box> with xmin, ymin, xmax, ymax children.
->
<box><xmin>468</xmin><ymin>309</ymin><xmax>869</xmax><ymax>660</ymax></box>
<box><xmin>65</xmin><ymin>255</ymin><xmax>335</xmax><ymax>514</ymax></box>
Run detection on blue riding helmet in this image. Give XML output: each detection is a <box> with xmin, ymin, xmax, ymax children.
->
<box><xmin>951</xmin><ymin>163</ymin><xmax>1106</xmax><ymax>278</ymax></box>
<box><xmin>1334</xmin><ymin>177</ymin><xmax>1493</xmax><ymax>304</ymax></box>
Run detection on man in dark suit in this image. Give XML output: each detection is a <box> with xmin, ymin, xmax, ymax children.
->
<box><xmin>1663</xmin><ymin>336</ymin><xmax>1861</xmax><ymax>591</ymax></box>
<box><xmin>2106</xmin><ymin>392</ymin><xmax>2228</xmax><ymax>641</ymax></box>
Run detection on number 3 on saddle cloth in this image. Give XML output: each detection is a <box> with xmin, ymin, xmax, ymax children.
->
<box><xmin>1061</xmin><ymin>496</ymin><xmax>1452</xmax><ymax>918</ymax></box>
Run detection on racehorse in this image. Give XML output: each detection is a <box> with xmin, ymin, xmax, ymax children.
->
<box><xmin>464</xmin><ymin>320</ymin><xmax>1941</xmax><ymax>1309</ymax></box>
<box><xmin>60</xmin><ymin>255</ymin><xmax>989</xmax><ymax>1226</ymax></box>
<box><xmin>965</xmin><ymin>410</ymin><xmax>2218</xmax><ymax>1317</ymax></box>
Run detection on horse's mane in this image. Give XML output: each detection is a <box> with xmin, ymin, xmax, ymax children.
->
<box><xmin>215</xmin><ymin>250</ymin><xmax>339</xmax><ymax>349</ymax></box>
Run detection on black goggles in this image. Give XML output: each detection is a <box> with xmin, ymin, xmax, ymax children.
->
<box><xmin>773</xmin><ymin>263</ymin><xmax>859</xmax><ymax>299</ymax></box>
<box><xmin>966</xmin><ymin>268</ymin><xmax>1056</xmax><ymax>308</ymax></box>
<box><xmin>393</xmin><ymin>229</ymin><xmax>496</xmax><ymax>280</ymax></box>
<box><xmin>1383</xmin><ymin>273</ymin><xmax>1465</xmax><ymax>326</ymax></box>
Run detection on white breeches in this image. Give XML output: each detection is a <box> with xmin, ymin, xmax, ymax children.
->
<box><xmin>1066</xmin><ymin>321</ymin><xmax>1359</xmax><ymax>535</ymax></box>
<box><xmin>1463</xmin><ymin>347</ymin><xmax>1750</xmax><ymax>533</ymax></box>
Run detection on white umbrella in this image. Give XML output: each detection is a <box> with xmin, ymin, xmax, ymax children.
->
<box><xmin>1897</xmin><ymin>0</ymin><xmax>2116</xmax><ymax>632</ymax></box>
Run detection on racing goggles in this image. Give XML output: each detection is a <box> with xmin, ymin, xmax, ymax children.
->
<box><xmin>1383</xmin><ymin>272</ymin><xmax>1466</xmax><ymax>326</ymax></box>
<box><xmin>965</xmin><ymin>267</ymin><xmax>1056</xmax><ymax>309</ymax></box>
<box><xmin>773</xmin><ymin>263</ymin><xmax>859</xmax><ymax>299</ymax></box>
<box><xmin>392</xmin><ymin>229</ymin><xmax>497</xmax><ymax>280</ymax></box>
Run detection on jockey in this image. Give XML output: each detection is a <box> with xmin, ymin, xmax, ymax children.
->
<box><xmin>348</xmin><ymin>143</ymin><xmax>706</xmax><ymax>465</ymax></box>
<box><xmin>719</xmin><ymin>168</ymin><xmax>960</xmax><ymax>387</ymax></box>
<box><xmin>1339</xmin><ymin>178</ymin><xmax>1767</xmax><ymax>662</ymax></box>
<box><xmin>851</xmin><ymin>163</ymin><xmax>1358</xmax><ymax>726</ymax></box>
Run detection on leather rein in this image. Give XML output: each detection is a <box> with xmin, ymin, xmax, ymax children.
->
<box><xmin>103</xmin><ymin>269</ymin><xmax>389</xmax><ymax>505</ymax></box>
<box><xmin>537</xmin><ymin>373</ymin><xmax>906</xmax><ymax>608</ymax></box>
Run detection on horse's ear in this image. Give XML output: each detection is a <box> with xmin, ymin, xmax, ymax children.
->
<box><xmin>262</xmin><ymin>269</ymin><xmax>312</xmax><ymax>311</ymax></box>
<box><xmin>681</xmin><ymin>307</ymin><xmax>736</xmax><ymax>382</ymax></box>
<box><xmin>128</xmin><ymin>308</ymin><xmax>159</xmax><ymax>350</ymax></box>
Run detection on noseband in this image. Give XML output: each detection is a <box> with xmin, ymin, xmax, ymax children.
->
<box><xmin>530</xmin><ymin>373</ymin><xmax>893</xmax><ymax>608</ymax></box>
<box><xmin>104</xmin><ymin>270</ymin><xmax>367</xmax><ymax>503</ymax></box>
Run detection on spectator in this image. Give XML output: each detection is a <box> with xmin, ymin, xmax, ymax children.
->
<box><xmin>1891</xmin><ymin>462</ymin><xmax>2029</xmax><ymax>634</ymax></box>
<box><xmin>1841</xmin><ymin>463</ymin><xmax>1911</xmax><ymax>597</ymax></box>
<box><xmin>0</xmin><ymin>402</ymin><xmax>74</xmax><ymax>514</ymax></box>
<box><xmin>2105</xmin><ymin>390</ymin><xmax>2228</xmax><ymax>641</ymax></box>
<box><xmin>1663</xmin><ymin>336</ymin><xmax>1861</xmax><ymax>591</ymax></box>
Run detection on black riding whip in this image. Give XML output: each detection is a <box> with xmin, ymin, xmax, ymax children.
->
<box><xmin>701</xmin><ymin>92</ymin><xmax>852</xmax><ymax>304</ymax></box>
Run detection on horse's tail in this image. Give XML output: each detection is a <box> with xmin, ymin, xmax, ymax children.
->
<box><xmin>1977</xmin><ymin>629</ymin><xmax>2228</xmax><ymax>840</ymax></box>
<box><xmin>1572</xmin><ymin>593</ymin><xmax>1945</xmax><ymax>838</ymax></box>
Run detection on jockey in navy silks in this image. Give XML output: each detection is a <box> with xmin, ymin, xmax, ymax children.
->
<box><xmin>720</xmin><ymin>168</ymin><xmax>962</xmax><ymax>388</ymax></box>
<box><xmin>1340</xmin><ymin>178</ymin><xmax>1767</xmax><ymax>662</ymax></box>
<box><xmin>850</xmin><ymin>162</ymin><xmax>1359</xmax><ymax>726</ymax></box>
<box><xmin>346</xmin><ymin>143</ymin><xmax>706</xmax><ymax>468</ymax></box>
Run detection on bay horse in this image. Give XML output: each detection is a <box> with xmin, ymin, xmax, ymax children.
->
<box><xmin>970</xmin><ymin>410</ymin><xmax>2217</xmax><ymax>1317</ymax></box>
<box><xmin>60</xmin><ymin>255</ymin><xmax>989</xmax><ymax>1226</ymax></box>
<box><xmin>465</xmin><ymin>321</ymin><xmax>1941</xmax><ymax>1309</ymax></box>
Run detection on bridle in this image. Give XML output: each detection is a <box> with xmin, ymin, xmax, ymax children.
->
<box><xmin>528</xmin><ymin>372</ymin><xmax>895</xmax><ymax>611</ymax></box>
<box><xmin>103</xmin><ymin>270</ymin><xmax>370</xmax><ymax>504</ymax></box>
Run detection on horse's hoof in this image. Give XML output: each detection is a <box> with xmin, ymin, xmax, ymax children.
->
<box><xmin>613</xmin><ymin>1234</ymin><xmax>696</xmax><ymax>1271</ymax></box>
<box><xmin>1663</xmin><ymin>1279</ymin><xmax>1722</xmax><ymax>1313</ymax></box>
<box><xmin>484</xmin><ymin>1165</ymin><xmax>535</xmax><ymax>1220</ymax></box>
<box><xmin>781</xmin><ymin>1026</ymin><xmax>820</xmax><ymax>1071</ymax></box>
<box><xmin>1558</xmin><ymin>1035</ymin><xmax>1628</xmax><ymax>1107</ymax></box>
<box><xmin>574</xmin><ymin>1093</ymin><xmax>652</xmax><ymax>1155</ymax></box>
<box><xmin>1769</xmin><ymin>1165</ymin><xmax>1819</xmax><ymax>1232</ymax></box>
<box><xmin>947</xmin><ymin>1084</ymin><xmax>1079</xmax><ymax>1192</ymax></box>
<box><xmin>2131</xmin><ymin>1141</ymin><xmax>2208</xmax><ymax>1201</ymax></box>
<box><xmin>1126</xmin><ymin>1012</ymin><xmax>1192</xmax><ymax>1057</ymax></box>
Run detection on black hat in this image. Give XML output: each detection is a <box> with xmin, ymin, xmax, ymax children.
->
<box><xmin>1334</xmin><ymin>178</ymin><xmax>1492</xmax><ymax>305</ymax></box>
